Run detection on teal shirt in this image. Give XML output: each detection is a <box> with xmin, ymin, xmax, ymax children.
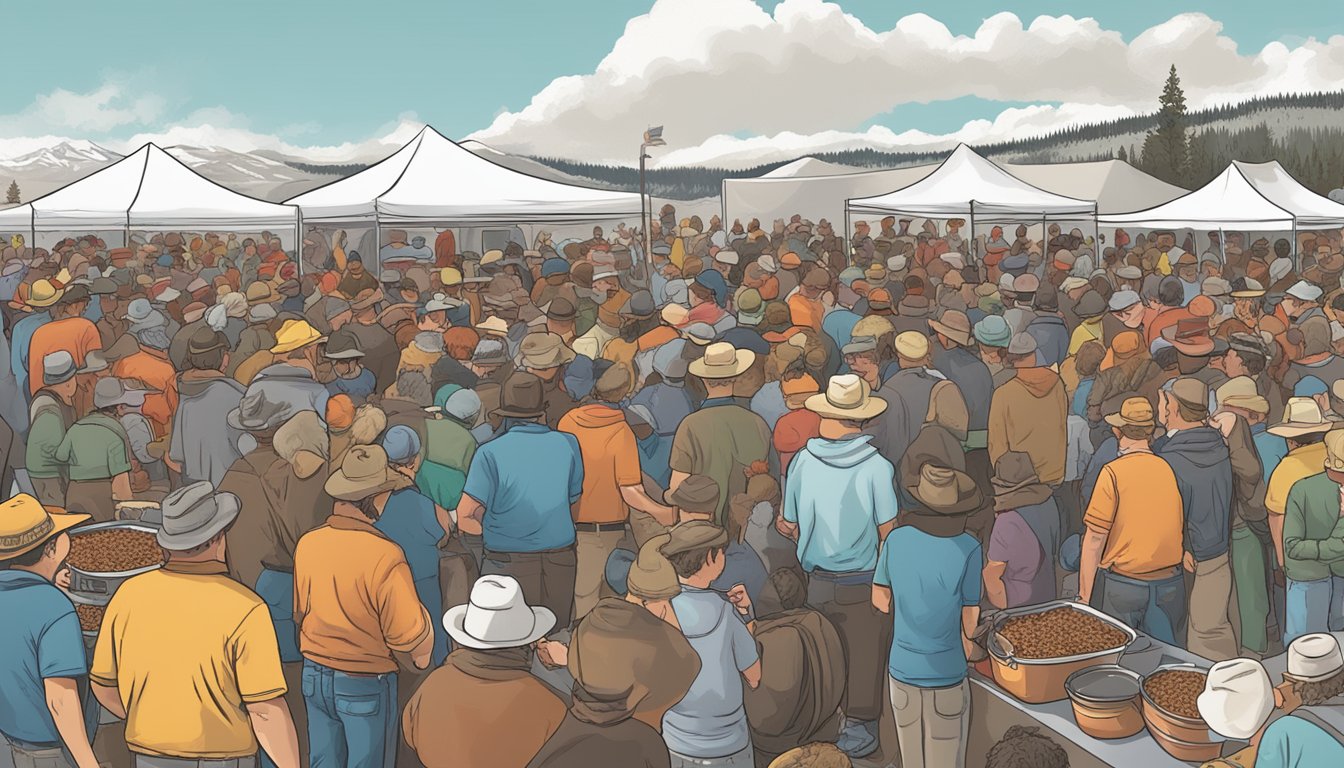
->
<box><xmin>1282</xmin><ymin>472</ymin><xmax>1344</xmax><ymax>582</ymax></box>
<box><xmin>1255</xmin><ymin>714</ymin><xmax>1344</xmax><ymax>767</ymax></box>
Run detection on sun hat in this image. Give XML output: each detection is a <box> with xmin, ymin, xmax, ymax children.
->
<box><xmin>26</xmin><ymin>279</ymin><xmax>63</xmax><ymax>308</ymax></box>
<box><xmin>270</xmin><ymin>319</ymin><xmax>326</xmax><ymax>354</ymax></box>
<box><xmin>492</xmin><ymin>372</ymin><xmax>547</xmax><ymax>419</ymax></box>
<box><xmin>667</xmin><ymin>475</ymin><xmax>720</xmax><ymax>514</ymax></box>
<box><xmin>1269</xmin><ymin>397</ymin><xmax>1334</xmax><ymax>438</ymax></box>
<box><xmin>928</xmin><ymin>310</ymin><xmax>972</xmax><ymax>346</ymax></box>
<box><xmin>804</xmin><ymin>374</ymin><xmax>888</xmax><ymax>421</ymax></box>
<box><xmin>324</xmin><ymin>444</ymin><xmax>411</xmax><ymax>501</ymax></box>
<box><xmin>445</xmin><ymin>575</ymin><xmax>556</xmax><ymax>650</ymax></box>
<box><xmin>93</xmin><ymin>377</ymin><xmax>149</xmax><ymax>410</ymax></box>
<box><xmin>1197</xmin><ymin>659</ymin><xmax>1275</xmax><ymax>741</ymax></box>
<box><xmin>689</xmin><ymin>342</ymin><xmax>754</xmax><ymax>379</ymax></box>
<box><xmin>0</xmin><ymin>494</ymin><xmax>89</xmax><ymax>562</ymax></box>
<box><xmin>1283</xmin><ymin>633</ymin><xmax>1344</xmax><ymax>683</ymax></box>
<box><xmin>519</xmin><ymin>332</ymin><xmax>577</xmax><ymax>370</ymax></box>
<box><xmin>973</xmin><ymin>316</ymin><xmax>1011</xmax><ymax>348</ymax></box>
<box><xmin>156</xmin><ymin>481</ymin><xmax>241</xmax><ymax>551</ymax></box>
<box><xmin>1215</xmin><ymin>377</ymin><xmax>1269</xmax><ymax>416</ymax></box>
<box><xmin>893</xmin><ymin>331</ymin><xmax>930</xmax><ymax>360</ymax></box>
<box><xmin>1104</xmin><ymin>397</ymin><xmax>1156</xmax><ymax>430</ymax></box>
<box><xmin>42</xmin><ymin>351</ymin><xmax>77</xmax><ymax>387</ymax></box>
<box><xmin>908</xmin><ymin>464</ymin><xmax>983</xmax><ymax>516</ymax></box>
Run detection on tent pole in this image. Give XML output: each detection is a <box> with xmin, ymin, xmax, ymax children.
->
<box><xmin>373</xmin><ymin>218</ymin><xmax>381</xmax><ymax>273</ymax></box>
<box><xmin>296</xmin><ymin>211</ymin><xmax>304</xmax><ymax>278</ymax></box>
<box><xmin>1291</xmin><ymin>221</ymin><xmax>1298</xmax><ymax>272</ymax></box>
<box><xmin>1219</xmin><ymin>227</ymin><xmax>1226</xmax><ymax>268</ymax></box>
<box><xmin>844</xmin><ymin>207</ymin><xmax>853</xmax><ymax>268</ymax></box>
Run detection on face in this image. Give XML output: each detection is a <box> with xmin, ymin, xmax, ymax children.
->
<box><xmin>1222</xmin><ymin>349</ymin><xmax>1248</xmax><ymax>378</ymax></box>
<box><xmin>845</xmin><ymin>352</ymin><xmax>878</xmax><ymax>380</ymax></box>
<box><xmin>704</xmin><ymin>548</ymin><xmax>727</xmax><ymax>581</ymax></box>
<box><xmin>49</xmin><ymin>533</ymin><xmax>71</xmax><ymax>570</ymax></box>
<box><xmin>1178</xmin><ymin>264</ymin><xmax>1198</xmax><ymax>282</ymax></box>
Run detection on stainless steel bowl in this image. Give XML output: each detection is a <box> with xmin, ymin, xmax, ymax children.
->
<box><xmin>66</xmin><ymin>521</ymin><xmax>163</xmax><ymax>598</ymax></box>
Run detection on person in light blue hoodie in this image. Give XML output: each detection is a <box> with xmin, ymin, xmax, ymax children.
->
<box><xmin>779</xmin><ymin>373</ymin><xmax>897</xmax><ymax>759</ymax></box>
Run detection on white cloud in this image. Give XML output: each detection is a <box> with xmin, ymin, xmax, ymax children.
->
<box><xmin>468</xmin><ymin>0</ymin><xmax>1344</xmax><ymax>166</ymax></box>
<box><xmin>0</xmin><ymin>79</ymin><xmax>165</xmax><ymax>135</ymax></box>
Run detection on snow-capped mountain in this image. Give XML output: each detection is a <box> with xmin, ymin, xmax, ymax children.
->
<box><xmin>0</xmin><ymin>141</ymin><xmax>123</xmax><ymax>201</ymax></box>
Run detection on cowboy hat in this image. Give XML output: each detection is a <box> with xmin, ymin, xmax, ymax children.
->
<box><xmin>323</xmin><ymin>444</ymin><xmax>411</xmax><ymax>501</ymax></box>
<box><xmin>928</xmin><ymin>310</ymin><xmax>973</xmax><ymax>346</ymax></box>
<box><xmin>444</xmin><ymin>575</ymin><xmax>556</xmax><ymax>650</ymax></box>
<box><xmin>1197</xmin><ymin>659</ymin><xmax>1274</xmax><ymax>742</ymax></box>
<box><xmin>519</xmin><ymin>332</ymin><xmax>576</xmax><ymax>370</ymax></box>
<box><xmin>688</xmin><ymin>342</ymin><xmax>754</xmax><ymax>379</ymax></box>
<box><xmin>1216</xmin><ymin>377</ymin><xmax>1269</xmax><ymax>416</ymax></box>
<box><xmin>908</xmin><ymin>464</ymin><xmax>982</xmax><ymax>516</ymax></box>
<box><xmin>26</xmin><ymin>279</ymin><xmax>63</xmax><ymax>308</ymax></box>
<box><xmin>1269</xmin><ymin>397</ymin><xmax>1334</xmax><ymax>438</ymax></box>
<box><xmin>1161</xmin><ymin>317</ymin><xmax>1215</xmax><ymax>356</ymax></box>
<box><xmin>156</xmin><ymin>482</ymin><xmax>241</xmax><ymax>551</ymax></box>
<box><xmin>227</xmin><ymin>390</ymin><xmax>294</xmax><ymax>432</ymax></box>
<box><xmin>1283</xmin><ymin>633</ymin><xmax>1344</xmax><ymax>684</ymax></box>
<box><xmin>492</xmin><ymin>372</ymin><xmax>548</xmax><ymax>419</ymax></box>
<box><xmin>1104</xmin><ymin>397</ymin><xmax>1156</xmax><ymax>430</ymax></box>
<box><xmin>0</xmin><ymin>494</ymin><xmax>89</xmax><ymax>562</ymax></box>
<box><xmin>804</xmin><ymin>374</ymin><xmax>887</xmax><ymax>421</ymax></box>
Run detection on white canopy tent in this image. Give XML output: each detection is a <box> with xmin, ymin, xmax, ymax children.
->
<box><xmin>1097</xmin><ymin>162</ymin><xmax>1344</xmax><ymax>231</ymax></box>
<box><xmin>0</xmin><ymin>143</ymin><xmax>297</xmax><ymax>242</ymax></box>
<box><xmin>722</xmin><ymin>164</ymin><xmax>935</xmax><ymax>232</ymax></box>
<box><xmin>1001</xmin><ymin>159</ymin><xmax>1187</xmax><ymax>215</ymax></box>
<box><xmin>287</xmin><ymin>126</ymin><xmax>643</xmax><ymax>225</ymax></box>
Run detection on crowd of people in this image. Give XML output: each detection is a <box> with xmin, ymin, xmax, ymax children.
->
<box><xmin>0</xmin><ymin>206</ymin><xmax>1343</xmax><ymax>768</ymax></box>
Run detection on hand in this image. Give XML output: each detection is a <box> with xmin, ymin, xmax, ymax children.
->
<box><xmin>536</xmin><ymin>639</ymin><xmax>568</xmax><ymax>669</ymax></box>
<box><xmin>55</xmin><ymin>567</ymin><xmax>71</xmax><ymax>590</ymax></box>
<box><xmin>1209</xmin><ymin>411</ymin><xmax>1235</xmax><ymax>439</ymax></box>
<box><xmin>1183</xmin><ymin>551</ymin><xmax>1197</xmax><ymax>573</ymax></box>
<box><xmin>727</xmin><ymin>584</ymin><xmax>752</xmax><ymax>617</ymax></box>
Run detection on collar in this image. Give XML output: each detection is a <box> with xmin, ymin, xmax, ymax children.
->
<box><xmin>162</xmin><ymin>561</ymin><xmax>228</xmax><ymax>575</ymax></box>
<box><xmin>0</xmin><ymin>570</ymin><xmax>49</xmax><ymax>588</ymax></box>
<box><xmin>699</xmin><ymin>396</ymin><xmax>738</xmax><ymax>410</ymax></box>
<box><xmin>1250</xmin><ymin>423</ymin><xmax>1268</xmax><ymax>435</ymax></box>
<box><xmin>325</xmin><ymin>513</ymin><xmax>390</xmax><ymax>539</ymax></box>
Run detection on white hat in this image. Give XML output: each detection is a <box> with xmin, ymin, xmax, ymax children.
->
<box><xmin>1108</xmin><ymin>289</ymin><xmax>1141</xmax><ymax>312</ymax></box>
<box><xmin>804</xmin><ymin>373</ymin><xmax>887</xmax><ymax>421</ymax></box>
<box><xmin>940</xmin><ymin>252</ymin><xmax>966</xmax><ymax>270</ymax></box>
<box><xmin>592</xmin><ymin>268</ymin><xmax>619</xmax><ymax>282</ymax></box>
<box><xmin>1285</xmin><ymin>633</ymin><xmax>1344</xmax><ymax>683</ymax></box>
<box><xmin>757</xmin><ymin>255</ymin><xmax>778</xmax><ymax>274</ymax></box>
<box><xmin>998</xmin><ymin>274</ymin><xmax>1016</xmax><ymax>293</ymax></box>
<box><xmin>1197</xmin><ymin>659</ymin><xmax>1274</xmax><ymax>741</ymax></box>
<box><xmin>444</xmin><ymin>575</ymin><xmax>556</xmax><ymax>650</ymax></box>
<box><xmin>886</xmin><ymin>254</ymin><xmax>908</xmax><ymax>272</ymax></box>
<box><xmin>714</xmin><ymin>250</ymin><xmax>739</xmax><ymax>265</ymax></box>
<box><xmin>1285</xmin><ymin>280</ymin><xmax>1323</xmax><ymax>302</ymax></box>
<box><xmin>1060</xmin><ymin>276</ymin><xmax>1090</xmax><ymax>293</ymax></box>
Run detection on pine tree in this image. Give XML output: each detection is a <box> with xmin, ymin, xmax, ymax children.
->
<box><xmin>1142</xmin><ymin>65</ymin><xmax>1191</xmax><ymax>184</ymax></box>
<box><xmin>1117</xmin><ymin>145</ymin><xmax>1128</xmax><ymax>162</ymax></box>
<box><xmin>4</xmin><ymin>180</ymin><xmax>18</xmax><ymax>205</ymax></box>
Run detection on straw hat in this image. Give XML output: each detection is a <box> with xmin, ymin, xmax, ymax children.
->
<box><xmin>0</xmin><ymin>494</ymin><xmax>88</xmax><ymax>562</ymax></box>
<box><xmin>1268</xmin><ymin>397</ymin><xmax>1334</xmax><ymax>438</ymax></box>
<box><xmin>444</xmin><ymin>575</ymin><xmax>556</xmax><ymax>650</ymax></box>
<box><xmin>26</xmin><ymin>279</ymin><xmax>63</xmax><ymax>308</ymax></box>
<box><xmin>804</xmin><ymin>374</ymin><xmax>887</xmax><ymax>421</ymax></box>
<box><xmin>1283</xmin><ymin>633</ymin><xmax>1344</xmax><ymax>683</ymax></box>
<box><xmin>1104</xmin><ymin>397</ymin><xmax>1156</xmax><ymax>430</ymax></box>
<box><xmin>688</xmin><ymin>342</ymin><xmax>754</xmax><ymax>379</ymax></box>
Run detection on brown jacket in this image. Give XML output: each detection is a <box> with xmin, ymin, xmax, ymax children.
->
<box><xmin>404</xmin><ymin>648</ymin><xmax>565</xmax><ymax>768</ymax></box>
<box><xmin>989</xmin><ymin>367</ymin><xmax>1067</xmax><ymax>485</ymax></box>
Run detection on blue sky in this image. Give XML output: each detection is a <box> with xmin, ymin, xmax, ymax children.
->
<box><xmin>1</xmin><ymin>0</ymin><xmax>1340</xmax><ymax>164</ymax></box>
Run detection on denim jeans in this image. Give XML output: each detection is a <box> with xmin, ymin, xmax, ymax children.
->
<box><xmin>302</xmin><ymin>660</ymin><xmax>398</xmax><ymax>768</ymax></box>
<box><xmin>1284</xmin><ymin>576</ymin><xmax>1344</xmax><ymax>646</ymax></box>
<box><xmin>254</xmin><ymin>569</ymin><xmax>301</xmax><ymax>663</ymax></box>
<box><xmin>1095</xmin><ymin>569</ymin><xmax>1187</xmax><ymax>647</ymax></box>
<box><xmin>668</xmin><ymin>745</ymin><xmax>754</xmax><ymax>767</ymax></box>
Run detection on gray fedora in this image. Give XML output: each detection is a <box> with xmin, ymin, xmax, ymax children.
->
<box><xmin>227</xmin><ymin>390</ymin><xmax>294</xmax><ymax>432</ymax></box>
<box><xmin>42</xmin><ymin>351</ymin><xmax>77</xmax><ymax>386</ymax></box>
<box><xmin>156</xmin><ymin>481</ymin><xmax>241</xmax><ymax>551</ymax></box>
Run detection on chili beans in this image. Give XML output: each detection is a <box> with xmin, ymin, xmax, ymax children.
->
<box><xmin>999</xmin><ymin>607</ymin><xmax>1130</xmax><ymax>659</ymax></box>
<box><xmin>1144</xmin><ymin>669</ymin><xmax>1206</xmax><ymax>720</ymax></box>
<box><xmin>75</xmin><ymin>603</ymin><xmax>106</xmax><ymax>633</ymax></box>
<box><xmin>67</xmin><ymin>529</ymin><xmax>163</xmax><ymax>573</ymax></box>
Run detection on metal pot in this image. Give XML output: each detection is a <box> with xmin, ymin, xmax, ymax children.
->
<box><xmin>1140</xmin><ymin>663</ymin><xmax>1222</xmax><ymax>761</ymax></box>
<box><xmin>1064</xmin><ymin>664</ymin><xmax>1144</xmax><ymax>739</ymax></box>
<box><xmin>987</xmin><ymin>600</ymin><xmax>1137</xmax><ymax>704</ymax></box>
<box><xmin>65</xmin><ymin>521</ymin><xmax>163</xmax><ymax>598</ymax></box>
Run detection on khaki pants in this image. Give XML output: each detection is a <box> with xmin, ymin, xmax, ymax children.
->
<box><xmin>888</xmin><ymin>677</ymin><xmax>970</xmax><ymax>768</ymax></box>
<box><xmin>30</xmin><ymin>476</ymin><xmax>66</xmax><ymax>508</ymax></box>
<box><xmin>7</xmin><ymin>742</ymin><xmax>73</xmax><ymax>768</ymax></box>
<box><xmin>1188</xmin><ymin>552</ymin><xmax>1239</xmax><ymax>662</ymax></box>
<box><xmin>574</xmin><ymin>527</ymin><xmax>628</xmax><ymax>620</ymax></box>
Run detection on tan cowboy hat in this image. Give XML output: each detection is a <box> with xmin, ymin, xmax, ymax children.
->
<box><xmin>323</xmin><ymin>445</ymin><xmax>411</xmax><ymax>501</ymax></box>
<box><xmin>474</xmin><ymin>316</ymin><xmax>509</xmax><ymax>338</ymax></box>
<box><xmin>1269</xmin><ymin>397</ymin><xmax>1334</xmax><ymax>438</ymax></box>
<box><xmin>908</xmin><ymin>464</ymin><xmax>983</xmax><ymax>516</ymax></box>
<box><xmin>519</xmin><ymin>332</ymin><xmax>576</xmax><ymax>370</ymax></box>
<box><xmin>927</xmin><ymin>310</ymin><xmax>972</xmax><ymax>346</ymax></box>
<box><xmin>804</xmin><ymin>374</ymin><xmax>887</xmax><ymax>421</ymax></box>
<box><xmin>1216</xmin><ymin>377</ymin><xmax>1269</xmax><ymax>416</ymax></box>
<box><xmin>1104</xmin><ymin>397</ymin><xmax>1156</xmax><ymax>430</ymax></box>
<box><xmin>27</xmin><ymin>279</ymin><xmax>64</xmax><ymax>308</ymax></box>
<box><xmin>688</xmin><ymin>342</ymin><xmax>755</xmax><ymax>379</ymax></box>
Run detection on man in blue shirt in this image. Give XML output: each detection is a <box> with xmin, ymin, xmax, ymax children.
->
<box><xmin>0</xmin><ymin>493</ymin><xmax>98</xmax><ymax>768</ymax></box>
<box><xmin>873</xmin><ymin>464</ymin><xmax>983</xmax><ymax>768</ymax></box>
<box><xmin>459</xmin><ymin>371</ymin><xmax>583</xmax><ymax>631</ymax></box>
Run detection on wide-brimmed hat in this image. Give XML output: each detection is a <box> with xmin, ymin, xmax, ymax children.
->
<box><xmin>270</xmin><ymin>319</ymin><xmax>326</xmax><ymax>354</ymax></box>
<box><xmin>156</xmin><ymin>481</ymin><xmax>241</xmax><ymax>551</ymax></box>
<box><xmin>908</xmin><ymin>464</ymin><xmax>982</xmax><ymax>516</ymax></box>
<box><xmin>519</xmin><ymin>332</ymin><xmax>576</xmax><ymax>370</ymax></box>
<box><xmin>1269</xmin><ymin>397</ymin><xmax>1334</xmax><ymax>438</ymax></box>
<box><xmin>0</xmin><ymin>494</ymin><xmax>89</xmax><ymax>562</ymax></box>
<box><xmin>1283</xmin><ymin>633</ymin><xmax>1344</xmax><ymax>683</ymax></box>
<box><xmin>227</xmin><ymin>390</ymin><xmax>294</xmax><ymax>432</ymax></box>
<box><xmin>1104</xmin><ymin>396</ymin><xmax>1156</xmax><ymax>430</ymax></box>
<box><xmin>1216</xmin><ymin>376</ymin><xmax>1269</xmax><ymax>416</ymax></box>
<box><xmin>42</xmin><ymin>351</ymin><xmax>77</xmax><ymax>387</ymax></box>
<box><xmin>323</xmin><ymin>444</ymin><xmax>411</xmax><ymax>501</ymax></box>
<box><xmin>991</xmin><ymin>451</ymin><xmax>1051</xmax><ymax>511</ymax></box>
<box><xmin>689</xmin><ymin>342</ymin><xmax>754</xmax><ymax>379</ymax></box>
<box><xmin>444</xmin><ymin>575</ymin><xmax>556</xmax><ymax>650</ymax></box>
<box><xmin>94</xmin><ymin>377</ymin><xmax>149</xmax><ymax>409</ymax></box>
<box><xmin>928</xmin><ymin>310</ymin><xmax>972</xmax><ymax>346</ymax></box>
<box><xmin>1161</xmin><ymin>317</ymin><xmax>1215</xmax><ymax>356</ymax></box>
<box><xmin>1197</xmin><ymin>658</ymin><xmax>1274</xmax><ymax>742</ymax></box>
<box><xmin>26</xmin><ymin>279</ymin><xmax>63</xmax><ymax>308</ymax></box>
<box><xmin>666</xmin><ymin>475</ymin><xmax>720</xmax><ymax>514</ymax></box>
<box><xmin>492</xmin><ymin>372</ymin><xmax>547</xmax><ymax>419</ymax></box>
<box><xmin>804</xmin><ymin>374</ymin><xmax>887</xmax><ymax>421</ymax></box>
<box><xmin>474</xmin><ymin>316</ymin><xmax>510</xmax><ymax>338</ymax></box>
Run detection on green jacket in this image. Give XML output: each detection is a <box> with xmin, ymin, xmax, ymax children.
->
<box><xmin>1282</xmin><ymin>472</ymin><xmax>1344</xmax><ymax>582</ymax></box>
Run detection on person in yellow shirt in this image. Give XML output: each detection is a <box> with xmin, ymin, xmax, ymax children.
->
<box><xmin>91</xmin><ymin>482</ymin><xmax>299</xmax><ymax>768</ymax></box>
<box><xmin>1067</xmin><ymin>292</ymin><xmax>1107</xmax><ymax>356</ymax></box>
<box><xmin>1265</xmin><ymin>397</ymin><xmax>1334</xmax><ymax>567</ymax></box>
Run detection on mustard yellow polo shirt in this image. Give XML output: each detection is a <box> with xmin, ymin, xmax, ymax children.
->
<box><xmin>91</xmin><ymin>561</ymin><xmax>285</xmax><ymax>759</ymax></box>
<box><xmin>1266</xmin><ymin>442</ymin><xmax>1328</xmax><ymax>517</ymax></box>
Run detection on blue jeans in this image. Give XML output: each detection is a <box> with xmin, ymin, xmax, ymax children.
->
<box><xmin>255</xmin><ymin>569</ymin><xmax>301</xmax><ymax>663</ymax></box>
<box><xmin>1285</xmin><ymin>576</ymin><xmax>1344</xmax><ymax>646</ymax></box>
<box><xmin>302</xmin><ymin>660</ymin><xmax>398</xmax><ymax>768</ymax></box>
<box><xmin>1095</xmin><ymin>569</ymin><xmax>1187</xmax><ymax>647</ymax></box>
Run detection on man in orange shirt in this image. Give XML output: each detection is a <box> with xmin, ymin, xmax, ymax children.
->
<box><xmin>558</xmin><ymin>366</ymin><xmax>674</xmax><ymax>620</ymax></box>
<box><xmin>788</xmin><ymin>266</ymin><xmax>829</xmax><ymax>334</ymax></box>
<box><xmin>112</xmin><ymin>299</ymin><xmax>178</xmax><ymax>439</ymax></box>
<box><xmin>26</xmin><ymin>285</ymin><xmax>101</xmax><ymax>398</ymax></box>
